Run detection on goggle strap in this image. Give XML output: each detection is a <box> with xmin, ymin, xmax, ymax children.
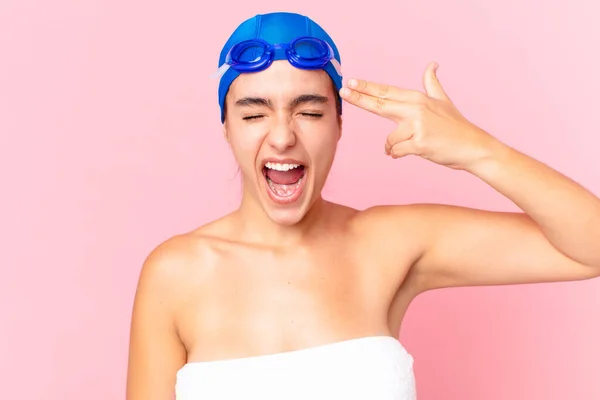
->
<box><xmin>210</xmin><ymin>64</ymin><xmax>230</xmax><ymax>79</ymax></box>
<box><xmin>329</xmin><ymin>58</ymin><xmax>343</xmax><ymax>77</ymax></box>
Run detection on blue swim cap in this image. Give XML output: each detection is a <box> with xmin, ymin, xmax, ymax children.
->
<box><xmin>217</xmin><ymin>12</ymin><xmax>343</xmax><ymax>122</ymax></box>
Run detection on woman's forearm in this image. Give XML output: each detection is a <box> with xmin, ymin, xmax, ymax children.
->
<box><xmin>467</xmin><ymin>138</ymin><xmax>600</xmax><ymax>268</ymax></box>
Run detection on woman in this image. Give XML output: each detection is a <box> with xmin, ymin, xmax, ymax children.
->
<box><xmin>126</xmin><ymin>11</ymin><xmax>600</xmax><ymax>400</ymax></box>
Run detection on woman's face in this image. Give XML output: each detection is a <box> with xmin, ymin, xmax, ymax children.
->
<box><xmin>223</xmin><ymin>60</ymin><xmax>342</xmax><ymax>226</ymax></box>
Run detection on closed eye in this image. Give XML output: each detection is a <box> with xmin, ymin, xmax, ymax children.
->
<box><xmin>242</xmin><ymin>115</ymin><xmax>264</xmax><ymax>121</ymax></box>
<box><xmin>243</xmin><ymin>113</ymin><xmax>322</xmax><ymax>121</ymax></box>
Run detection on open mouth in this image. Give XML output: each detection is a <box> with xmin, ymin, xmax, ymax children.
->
<box><xmin>262</xmin><ymin>161</ymin><xmax>306</xmax><ymax>203</ymax></box>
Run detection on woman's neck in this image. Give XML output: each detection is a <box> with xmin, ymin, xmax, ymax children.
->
<box><xmin>232</xmin><ymin>195</ymin><xmax>330</xmax><ymax>248</ymax></box>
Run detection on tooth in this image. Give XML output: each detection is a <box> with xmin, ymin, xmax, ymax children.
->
<box><xmin>264</xmin><ymin>162</ymin><xmax>303</xmax><ymax>170</ymax></box>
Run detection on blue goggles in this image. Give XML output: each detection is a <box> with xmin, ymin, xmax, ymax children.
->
<box><xmin>212</xmin><ymin>36</ymin><xmax>343</xmax><ymax>78</ymax></box>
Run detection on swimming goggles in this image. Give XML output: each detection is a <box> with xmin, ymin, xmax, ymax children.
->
<box><xmin>212</xmin><ymin>36</ymin><xmax>342</xmax><ymax>79</ymax></box>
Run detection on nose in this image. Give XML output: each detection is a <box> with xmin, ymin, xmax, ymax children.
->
<box><xmin>266</xmin><ymin>117</ymin><xmax>296</xmax><ymax>152</ymax></box>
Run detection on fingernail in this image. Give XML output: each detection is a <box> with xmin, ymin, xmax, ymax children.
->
<box><xmin>348</xmin><ymin>79</ymin><xmax>357</xmax><ymax>88</ymax></box>
<box><xmin>340</xmin><ymin>88</ymin><xmax>351</xmax><ymax>97</ymax></box>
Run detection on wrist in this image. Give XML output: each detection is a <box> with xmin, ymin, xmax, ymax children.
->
<box><xmin>463</xmin><ymin>134</ymin><xmax>515</xmax><ymax>178</ymax></box>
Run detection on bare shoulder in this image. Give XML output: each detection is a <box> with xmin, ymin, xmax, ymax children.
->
<box><xmin>135</xmin><ymin>235</ymin><xmax>206</xmax><ymax>299</ymax></box>
<box><xmin>126</xmin><ymin>219</ymin><xmax>229</xmax><ymax>400</ymax></box>
<box><xmin>143</xmin><ymin>230</ymin><xmax>210</xmax><ymax>270</ymax></box>
<box><xmin>138</xmin><ymin>215</ymin><xmax>237</xmax><ymax>282</ymax></box>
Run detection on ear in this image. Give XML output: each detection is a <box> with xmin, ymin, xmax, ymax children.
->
<box><xmin>222</xmin><ymin>122</ymin><xmax>230</xmax><ymax>143</ymax></box>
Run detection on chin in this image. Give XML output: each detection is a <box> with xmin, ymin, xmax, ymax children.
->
<box><xmin>260</xmin><ymin>188</ymin><xmax>315</xmax><ymax>226</ymax></box>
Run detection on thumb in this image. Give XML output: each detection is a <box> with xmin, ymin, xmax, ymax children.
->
<box><xmin>423</xmin><ymin>62</ymin><xmax>450</xmax><ymax>101</ymax></box>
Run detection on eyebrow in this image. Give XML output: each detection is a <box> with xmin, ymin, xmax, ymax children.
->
<box><xmin>234</xmin><ymin>94</ymin><xmax>329</xmax><ymax>109</ymax></box>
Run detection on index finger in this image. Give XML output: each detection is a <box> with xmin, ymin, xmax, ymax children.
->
<box><xmin>346</xmin><ymin>78</ymin><xmax>425</xmax><ymax>103</ymax></box>
<box><xmin>339</xmin><ymin>87</ymin><xmax>411</xmax><ymax>121</ymax></box>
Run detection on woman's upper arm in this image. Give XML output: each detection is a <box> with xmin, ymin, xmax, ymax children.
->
<box><xmin>363</xmin><ymin>203</ymin><xmax>597</xmax><ymax>294</ymax></box>
<box><xmin>126</xmin><ymin>241</ymin><xmax>188</xmax><ymax>400</ymax></box>
<box><xmin>410</xmin><ymin>204</ymin><xmax>598</xmax><ymax>290</ymax></box>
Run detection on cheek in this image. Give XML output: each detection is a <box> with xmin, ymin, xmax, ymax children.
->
<box><xmin>300</xmin><ymin>122</ymin><xmax>340</xmax><ymax>165</ymax></box>
<box><xmin>228</xmin><ymin>129</ymin><xmax>263</xmax><ymax>170</ymax></box>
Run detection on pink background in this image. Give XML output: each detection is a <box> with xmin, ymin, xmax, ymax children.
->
<box><xmin>1</xmin><ymin>0</ymin><xmax>599</xmax><ymax>399</ymax></box>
